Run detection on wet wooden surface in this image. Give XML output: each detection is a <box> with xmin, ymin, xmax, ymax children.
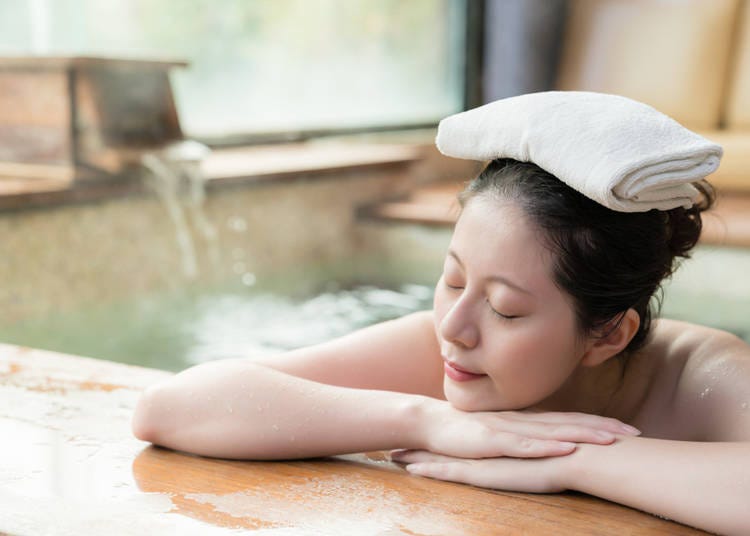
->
<box><xmin>0</xmin><ymin>343</ymin><xmax>709</xmax><ymax>535</ymax></box>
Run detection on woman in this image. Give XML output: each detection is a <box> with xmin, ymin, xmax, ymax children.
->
<box><xmin>133</xmin><ymin>96</ymin><xmax>750</xmax><ymax>535</ymax></box>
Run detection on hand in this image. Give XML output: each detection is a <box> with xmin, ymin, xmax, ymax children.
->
<box><xmin>415</xmin><ymin>401</ymin><xmax>640</xmax><ymax>460</ymax></box>
<box><xmin>391</xmin><ymin>449</ymin><xmax>571</xmax><ymax>494</ymax></box>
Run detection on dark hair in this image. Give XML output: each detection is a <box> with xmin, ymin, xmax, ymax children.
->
<box><xmin>459</xmin><ymin>158</ymin><xmax>714</xmax><ymax>355</ymax></box>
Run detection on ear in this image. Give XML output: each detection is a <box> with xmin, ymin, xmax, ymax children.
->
<box><xmin>580</xmin><ymin>309</ymin><xmax>640</xmax><ymax>367</ymax></box>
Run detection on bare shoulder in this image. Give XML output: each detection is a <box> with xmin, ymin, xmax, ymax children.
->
<box><xmin>647</xmin><ymin>318</ymin><xmax>747</xmax><ymax>362</ymax></box>
<box><xmin>648</xmin><ymin>318</ymin><xmax>750</xmax><ymax>441</ymax></box>
<box><xmin>250</xmin><ymin>310</ymin><xmax>446</xmax><ymax>399</ymax></box>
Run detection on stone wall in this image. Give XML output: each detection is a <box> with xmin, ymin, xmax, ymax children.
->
<box><xmin>0</xmin><ymin>166</ymin><xmax>411</xmax><ymax>324</ymax></box>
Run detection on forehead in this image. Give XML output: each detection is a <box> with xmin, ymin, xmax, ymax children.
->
<box><xmin>451</xmin><ymin>196</ymin><xmax>557</xmax><ymax>291</ymax></box>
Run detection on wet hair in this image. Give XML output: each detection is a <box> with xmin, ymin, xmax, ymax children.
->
<box><xmin>459</xmin><ymin>158</ymin><xmax>715</xmax><ymax>355</ymax></box>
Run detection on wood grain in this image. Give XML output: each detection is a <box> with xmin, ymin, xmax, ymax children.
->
<box><xmin>0</xmin><ymin>344</ymin><xmax>709</xmax><ymax>535</ymax></box>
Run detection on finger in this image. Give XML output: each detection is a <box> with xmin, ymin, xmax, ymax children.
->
<box><xmin>481</xmin><ymin>433</ymin><xmax>577</xmax><ymax>458</ymax></box>
<box><xmin>406</xmin><ymin>458</ymin><xmax>565</xmax><ymax>494</ymax></box>
<box><xmin>490</xmin><ymin>422</ymin><xmax>619</xmax><ymax>445</ymax></box>
<box><xmin>501</xmin><ymin>411</ymin><xmax>641</xmax><ymax>436</ymax></box>
<box><xmin>406</xmin><ymin>462</ymin><xmax>472</xmax><ymax>482</ymax></box>
<box><xmin>507</xmin><ymin>410</ymin><xmax>641</xmax><ymax>435</ymax></box>
<box><xmin>418</xmin><ymin>431</ymin><xmax>576</xmax><ymax>459</ymax></box>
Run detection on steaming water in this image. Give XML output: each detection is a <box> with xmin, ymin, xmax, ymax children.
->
<box><xmin>0</xmin><ymin>282</ymin><xmax>434</xmax><ymax>372</ymax></box>
<box><xmin>1</xmin><ymin>240</ymin><xmax>747</xmax><ymax>374</ymax></box>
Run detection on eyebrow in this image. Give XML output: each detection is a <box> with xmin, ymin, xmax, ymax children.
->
<box><xmin>447</xmin><ymin>249</ymin><xmax>535</xmax><ymax>296</ymax></box>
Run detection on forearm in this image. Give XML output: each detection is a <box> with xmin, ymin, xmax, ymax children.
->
<box><xmin>563</xmin><ymin>436</ymin><xmax>750</xmax><ymax>535</ymax></box>
<box><xmin>132</xmin><ymin>360</ymin><xmax>428</xmax><ymax>459</ymax></box>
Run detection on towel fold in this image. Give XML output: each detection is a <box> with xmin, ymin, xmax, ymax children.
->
<box><xmin>436</xmin><ymin>91</ymin><xmax>723</xmax><ymax>212</ymax></box>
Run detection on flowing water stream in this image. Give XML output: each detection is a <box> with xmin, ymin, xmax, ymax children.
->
<box><xmin>140</xmin><ymin>140</ymin><xmax>219</xmax><ymax>279</ymax></box>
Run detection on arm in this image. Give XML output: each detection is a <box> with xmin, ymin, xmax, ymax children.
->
<box><xmin>394</xmin><ymin>323</ymin><xmax>750</xmax><ymax>535</ymax></box>
<box><xmin>133</xmin><ymin>311</ymin><xmax>632</xmax><ymax>459</ymax></box>
<box><xmin>393</xmin><ymin>437</ymin><xmax>750</xmax><ymax>535</ymax></box>
<box><xmin>563</xmin><ymin>437</ymin><xmax>750</xmax><ymax>536</ymax></box>
<box><xmin>562</xmin><ymin>326</ymin><xmax>750</xmax><ymax>535</ymax></box>
<box><xmin>133</xmin><ymin>359</ymin><xmax>630</xmax><ymax>460</ymax></box>
<box><xmin>248</xmin><ymin>310</ymin><xmax>445</xmax><ymax>397</ymax></box>
<box><xmin>133</xmin><ymin>360</ymin><xmax>428</xmax><ymax>459</ymax></box>
<box><xmin>133</xmin><ymin>311</ymin><xmax>442</xmax><ymax>458</ymax></box>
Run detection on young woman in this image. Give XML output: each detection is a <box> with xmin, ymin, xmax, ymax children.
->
<box><xmin>133</xmin><ymin>147</ymin><xmax>750</xmax><ymax>535</ymax></box>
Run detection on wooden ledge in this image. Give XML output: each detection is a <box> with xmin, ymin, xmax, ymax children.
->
<box><xmin>0</xmin><ymin>142</ymin><xmax>423</xmax><ymax>211</ymax></box>
<box><xmin>361</xmin><ymin>182</ymin><xmax>750</xmax><ymax>248</ymax></box>
<box><xmin>0</xmin><ymin>176</ymin><xmax>72</xmax><ymax>197</ymax></box>
<box><xmin>702</xmin><ymin>194</ymin><xmax>750</xmax><ymax>247</ymax></box>
<box><xmin>0</xmin><ymin>55</ymin><xmax>188</xmax><ymax>70</ymax></box>
<box><xmin>0</xmin><ymin>344</ymin><xmax>707</xmax><ymax>534</ymax></box>
<box><xmin>203</xmin><ymin>142</ymin><xmax>422</xmax><ymax>185</ymax></box>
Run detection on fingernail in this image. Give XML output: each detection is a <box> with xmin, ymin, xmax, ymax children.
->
<box><xmin>557</xmin><ymin>441</ymin><xmax>577</xmax><ymax>450</ymax></box>
<box><xmin>620</xmin><ymin>424</ymin><xmax>641</xmax><ymax>435</ymax></box>
<box><xmin>596</xmin><ymin>431</ymin><xmax>615</xmax><ymax>441</ymax></box>
<box><xmin>405</xmin><ymin>464</ymin><xmax>424</xmax><ymax>474</ymax></box>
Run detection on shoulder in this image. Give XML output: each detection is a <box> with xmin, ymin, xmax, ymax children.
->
<box><xmin>650</xmin><ymin>318</ymin><xmax>749</xmax><ymax>380</ymax></box>
<box><xmin>647</xmin><ymin>318</ymin><xmax>746</xmax><ymax>363</ymax></box>
<box><xmin>648</xmin><ymin>319</ymin><xmax>750</xmax><ymax>441</ymax></box>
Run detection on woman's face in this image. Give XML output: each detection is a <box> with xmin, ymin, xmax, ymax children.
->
<box><xmin>433</xmin><ymin>195</ymin><xmax>588</xmax><ymax>412</ymax></box>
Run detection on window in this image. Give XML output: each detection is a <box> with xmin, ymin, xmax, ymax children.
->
<box><xmin>0</xmin><ymin>0</ymin><xmax>466</xmax><ymax>139</ymax></box>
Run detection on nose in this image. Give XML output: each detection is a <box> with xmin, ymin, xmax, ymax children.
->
<box><xmin>439</xmin><ymin>291</ymin><xmax>479</xmax><ymax>350</ymax></box>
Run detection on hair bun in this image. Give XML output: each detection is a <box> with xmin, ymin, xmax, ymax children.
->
<box><xmin>664</xmin><ymin>181</ymin><xmax>714</xmax><ymax>263</ymax></box>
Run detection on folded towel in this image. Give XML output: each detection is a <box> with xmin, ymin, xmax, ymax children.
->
<box><xmin>436</xmin><ymin>91</ymin><xmax>723</xmax><ymax>212</ymax></box>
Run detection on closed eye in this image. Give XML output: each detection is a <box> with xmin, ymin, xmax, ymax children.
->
<box><xmin>443</xmin><ymin>278</ymin><xmax>464</xmax><ymax>290</ymax></box>
<box><xmin>486</xmin><ymin>299</ymin><xmax>519</xmax><ymax>320</ymax></box>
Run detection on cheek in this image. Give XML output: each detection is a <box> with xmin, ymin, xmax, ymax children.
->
<box><xmin>486</xmin><ymin>322</ymin><xmax>583</xmax><ymax>396</ymax></box>
<box><xmin>509</xmin><ymin>336</ymin><xmax>579</xmax><ymax>381</ymax></box>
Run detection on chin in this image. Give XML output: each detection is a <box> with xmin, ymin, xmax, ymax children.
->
<box><xmin>443</xmin><ymin>379</ymin><xmax>539</xmax><ymax>412</ymax></box>
<box><xmin>443</xmin><ymin>381</ymin><xmax>504</xmax><ymax>412</ymax></box>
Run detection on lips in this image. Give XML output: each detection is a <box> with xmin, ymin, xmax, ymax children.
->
<box><xmin>443</xmin><ymin>360</ymin><xmax>486</xmax><ymax>382</ymax></box>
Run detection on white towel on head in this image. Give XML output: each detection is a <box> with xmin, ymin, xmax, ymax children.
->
<box><xmin>435</xmin><ymin>91</ymin><xmax>723</xmax><ymax>212</ymax></box>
